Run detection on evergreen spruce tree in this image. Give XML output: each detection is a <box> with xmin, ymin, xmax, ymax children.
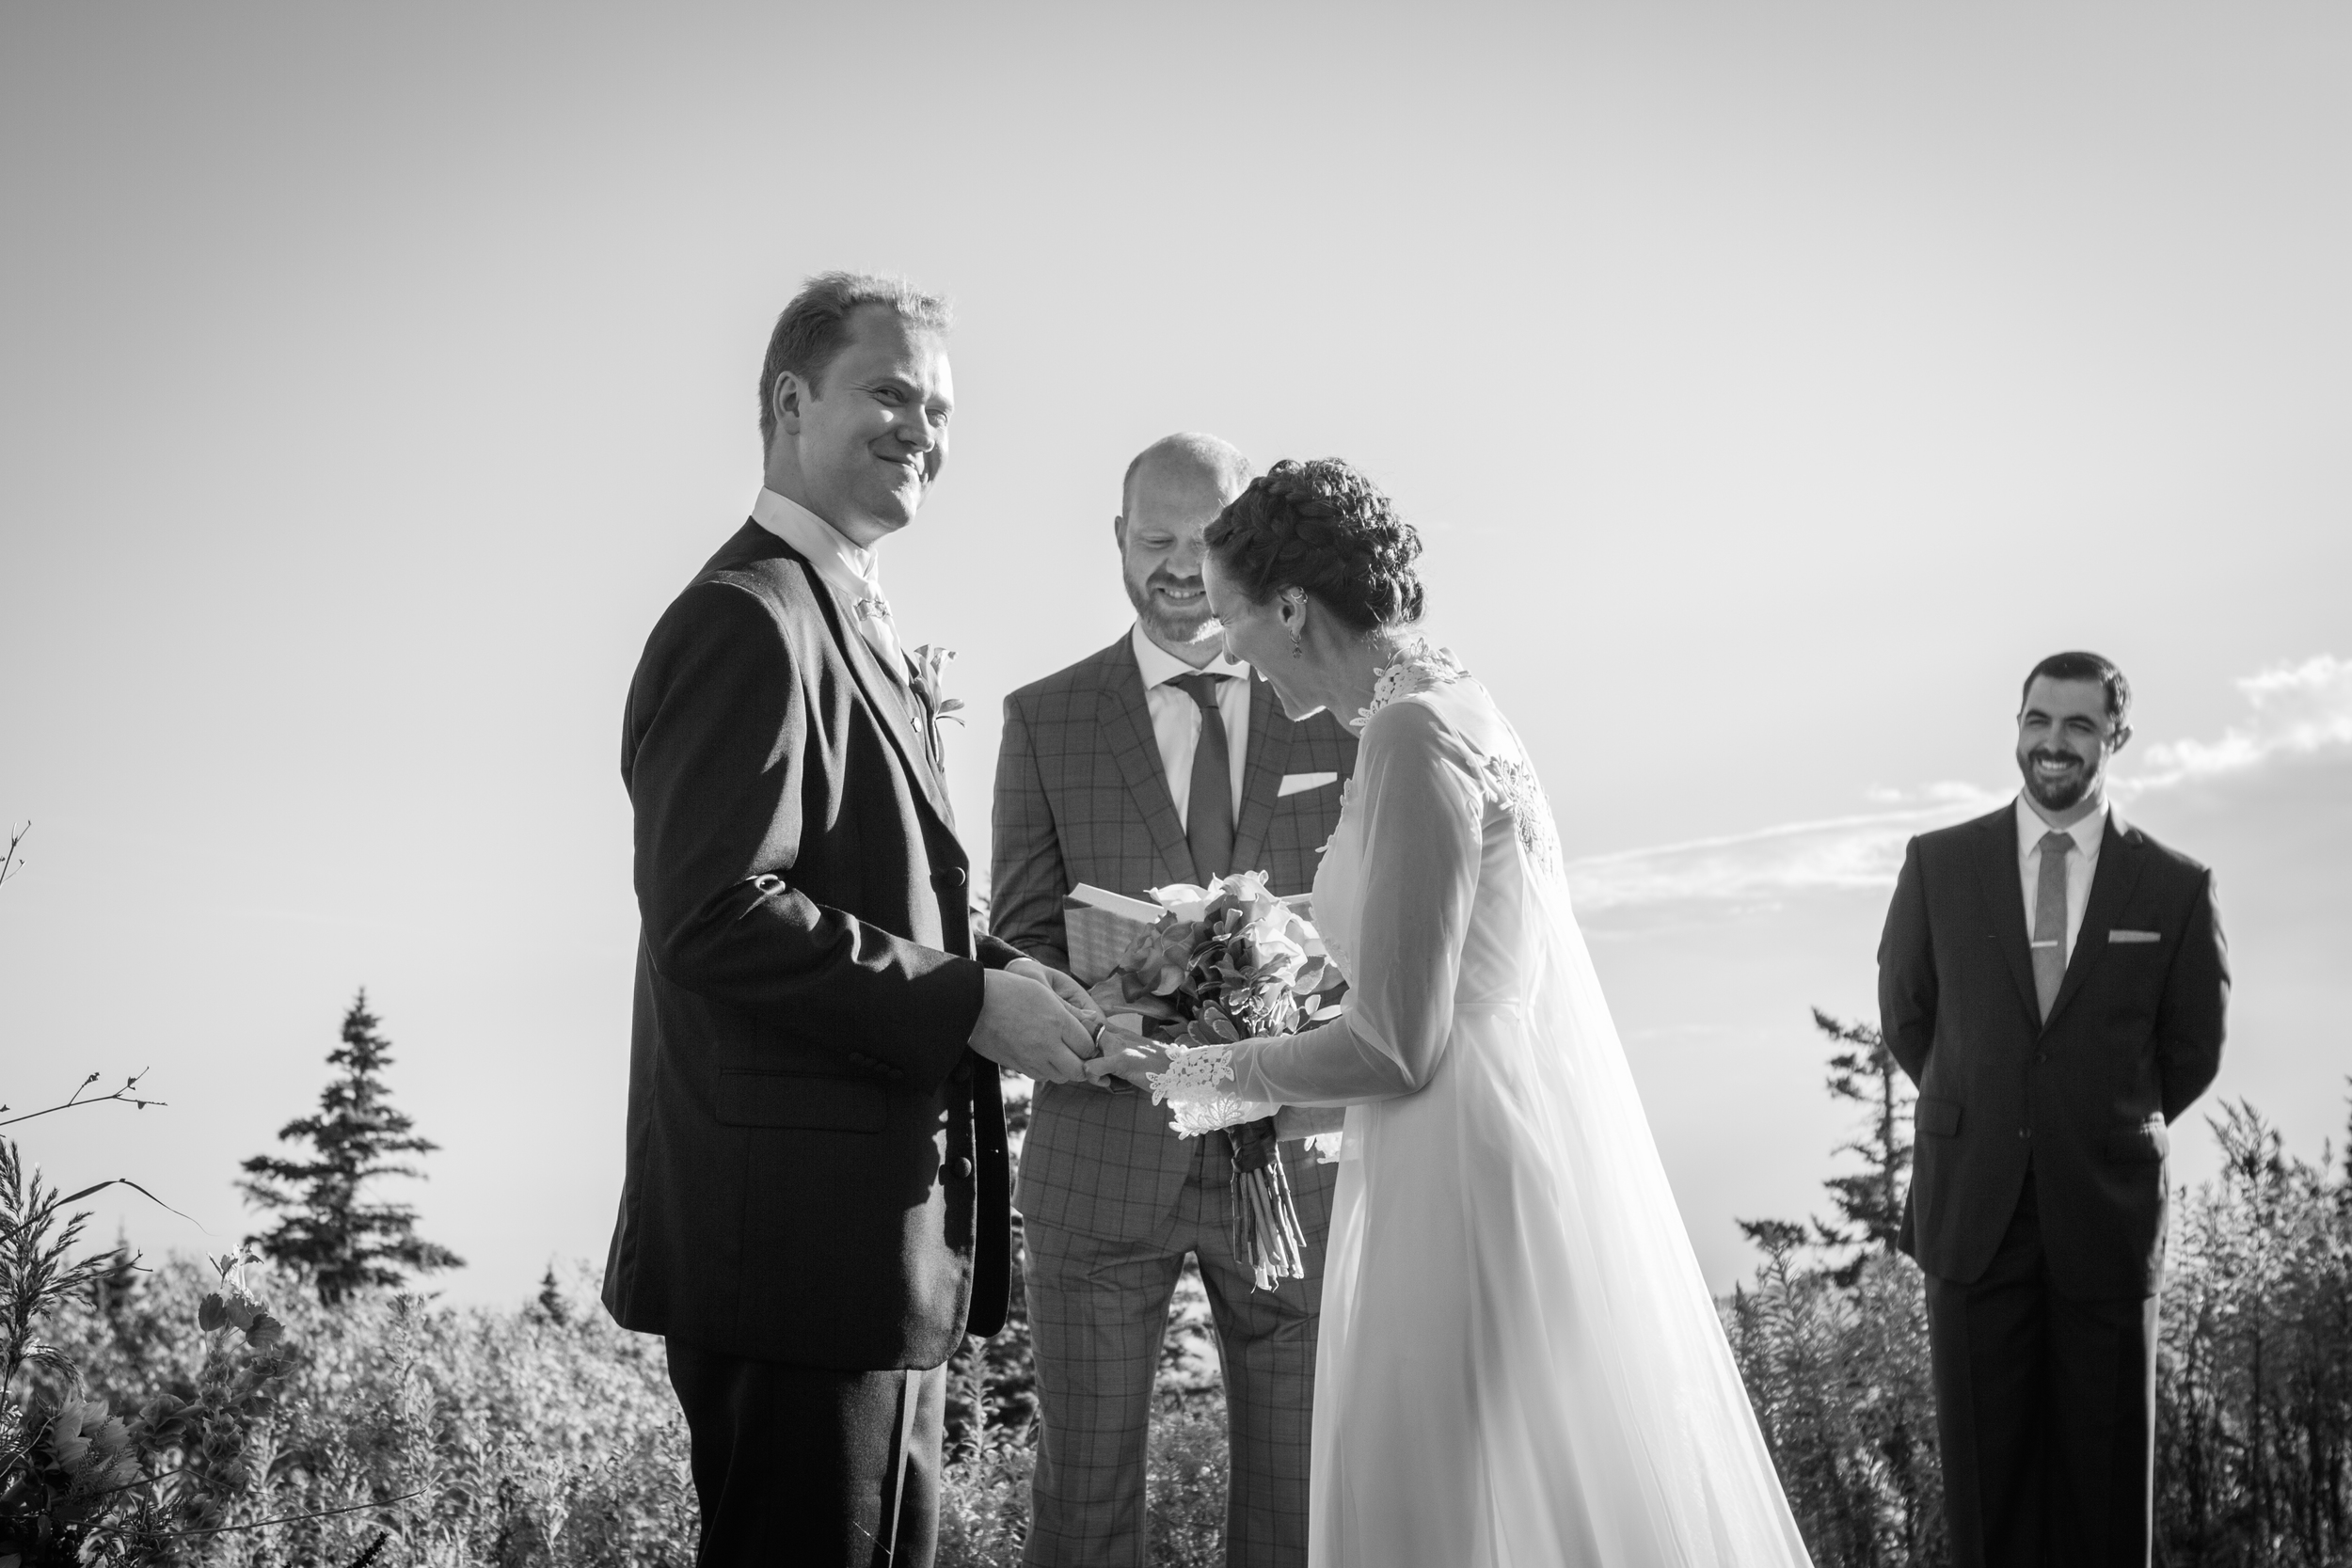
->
<box><xmin>532</xmin><ymin>1264</ymin><xmax>570</xmax><ymax>1325</ymax></box>
<box><xmin>1808</xmin><ymin>1007</ymin><xmax>1914</xmax><ymax>1286</ymax></box>
<box><xmin>239</xmin><ymin>990</ymin><xmax>462</xmax><ymax>1303</ymax></box>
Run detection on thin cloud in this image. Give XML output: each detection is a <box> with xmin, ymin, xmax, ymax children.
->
<box><xmin>1569</xmin><ymin>655</ymin><xmax>2351</xmax><ymax>913</ymax></box>
<box><xmin>2127</xmin><ymin>655</ymin><xmax>2352</xmax><ymax>790</ymax></box>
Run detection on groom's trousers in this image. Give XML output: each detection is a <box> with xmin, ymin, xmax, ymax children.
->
<box><xmin>665</xmin><ymin>1339</ymin><xmax>947</xmax><ymax>1568</ymax></box>
<box><xmin>1923</xmin><ymin>1171</ymin><xmax>2159</xmax><ymax>1568</ymax></box>
<box><xmin>1023</xmin><ymin>1131</ymin><xmax>1323</xmax><ymax>1568</ymax></box>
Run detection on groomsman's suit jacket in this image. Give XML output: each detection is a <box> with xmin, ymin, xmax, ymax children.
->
<box><xmin>603</xmin><ymin>520</ymin><xmax>1023</xmax><ymax>1370</ymax></box>
<box><xmin>992</xmin><ymin>634</ymin><xmax>1357</xmax><ymax>1238</ymax></box>
<box><xmin>1880</xmin><ymin>804</ymin><xmax>2229</xmax><ymax>1298</ymax></box>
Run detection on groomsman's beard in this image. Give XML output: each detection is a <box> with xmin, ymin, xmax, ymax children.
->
<box><xmin>1125</xmin><ymin>573</ymin><xmax>1219</xmax><ymax>650</ymax></box>
<box><xmin>2018</xmin><ymin>748</ymin><xmax>2097</xmax><ymax>812</ymax></box>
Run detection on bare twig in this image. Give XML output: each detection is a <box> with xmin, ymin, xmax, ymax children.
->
<box><xmin>0</xmin><ymin>821</ymin><xmax>25</xmax><ymax>889</ymax></box>
<box><xmin>152</xmin><ymin>1487</ymin><xmax>427</xmax><ymax>1539</ymax></box>
<box><xmin>1</xmin><ymin>1068</ymin><xmax>168</xmax><ymax>1126</ymax></box>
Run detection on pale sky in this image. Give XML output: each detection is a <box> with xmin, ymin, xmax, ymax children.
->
<box><xmin>4</xmin><ymin>3</ymin><xmax>2347</xmax><ymax>1305</ymax></box>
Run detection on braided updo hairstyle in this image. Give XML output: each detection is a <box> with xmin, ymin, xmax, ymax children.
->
<box><xmin>1202</xmin><ymin>458</ymin><xmax>1425</xmax><ymax>633</ymax></box>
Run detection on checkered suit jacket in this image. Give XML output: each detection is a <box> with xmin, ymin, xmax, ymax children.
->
<box><xmin>992</xmin><ymin>633</ymin><xmax>1358</xmax><ymax>1241</ymax></box>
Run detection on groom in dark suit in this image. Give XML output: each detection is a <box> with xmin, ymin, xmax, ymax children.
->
<box><xmin>1880</xmin><ymin>651</ymin><xmax>2229</xmax><ymax>1568</ymax></box>
<box><xmin>992</xmin><ymin>434</ymin><xmax>1356</xmax><ymax>1567</ymax></box>
<box><xmin>602</xmin><ymin>273</ymin><xmax>1100</xmax><ymax>1568</ymax></box>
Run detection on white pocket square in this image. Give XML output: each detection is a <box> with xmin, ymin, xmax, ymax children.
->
<box><xmin>2108</xmin><ymin>928</ymin><xmax>2162</xmax><ymax>943</ymax></box>
<box><xmin>1278</xmin><ymin>771</ymin><xmax>1339</xmax><ymax>798</ymax></box>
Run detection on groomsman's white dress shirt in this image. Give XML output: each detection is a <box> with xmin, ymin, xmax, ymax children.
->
<box><xmin>2014</xmin><ymin>793</ymin><xmax>2109</xmax><ymax>965</ymax></box>
<box><xmin>1129</xmin><ymin>624</ymin><xmax>1250</xmax><ymax>832</ymax></box>
<box><xmin>751</xmin><ymin>487</ymin><xmax>903</xmax><ymax>670</ymax></box>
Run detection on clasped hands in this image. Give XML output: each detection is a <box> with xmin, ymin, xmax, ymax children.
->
<box><xmin>969</xmin><ymin>972</ymin><xmax>1341</xmax><ymax>1139</ymax></box>
<box><xmin>966</xmin><ymin>958</ymin><xmax>1123</xmax><ymax>1085</ymax></box>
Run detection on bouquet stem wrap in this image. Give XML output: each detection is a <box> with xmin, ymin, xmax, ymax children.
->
<box><xmin>1227</xmin><ymin>1117</ymin><xmax>1310</xmax><ymax>1291</ymax></box>
<box><xmin>1089</xmin><ymin>872</ymin><xmax>1348</xmax><ymax>1292</ymax></box>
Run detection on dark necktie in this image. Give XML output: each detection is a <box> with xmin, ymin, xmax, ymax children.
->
<box><xmin>2031</xmin><ymin>830</ymin><xmax>2074</xmax><ymax>1022</ymax></box>
<box><xmin>1171</xmin><ymin>673</ymin><xmax>1234</xmax><ymax>882</ymax></box>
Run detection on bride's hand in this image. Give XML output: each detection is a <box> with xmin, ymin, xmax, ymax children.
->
<box><xmin>1272</xmin><ymin>1104</ymin><xmax>1345</xmax><ymax>1140</ymax></box>
<box><xmin>1083</xmin><ymin>1024</ymin><xmax>1171</xmax><ymax>1089</ymax></box>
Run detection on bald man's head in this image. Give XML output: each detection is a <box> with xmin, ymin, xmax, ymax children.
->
<box><xmin>1116</xmin><ymin>433</ymin><xmax>1254</xmax><ymax>662</ymax></box>
<box><xmin>1120</xmin><ymin>433</ymin><xmax>1253</xmax><ymax>521</ymax></box>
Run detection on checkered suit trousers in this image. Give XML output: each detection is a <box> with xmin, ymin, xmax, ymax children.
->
<box><xmin>992</xmin><ymin>633</ymin><xmax>1356</xmax><ymax>1567</ymax></box>
<box><xmin>1023</xmin><ymin>1137</ymin><xmax>1325</xmax><ymax>1567</ymax></box>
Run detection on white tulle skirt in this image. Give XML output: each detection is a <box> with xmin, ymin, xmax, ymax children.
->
<box><xmin>1307</xmin><ymin>915</ymin><xmax>1815</xmax><ymax>1566</ymax></box>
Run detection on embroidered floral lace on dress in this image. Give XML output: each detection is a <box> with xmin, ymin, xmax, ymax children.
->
<box><xmin>1351</xmin><ymin>638</ymin><xmax>1469</xmax><ymax>731</ymax></box>
<box><xmin>1145</xmin><ymin>1042</ymin><xmax>1279</xmax><ymax>1139</ymax></box>
<box><xmin>1356</xmin><ymin>639</ymin><xmax>1562</xmax><ymax>880</ymax></box>
<box><xmin>1480</xmin><ymin>753</ymin><xmax>1563</xmax><ymax>879</ymax></box>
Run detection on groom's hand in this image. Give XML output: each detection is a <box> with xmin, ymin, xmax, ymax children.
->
<box><xmin>1005</xmin><ymin>958</ymin><xmax>1104</xmax><ymax>1049</ymax></box>
<box><xmin>969</xmin><ymin>969</ymin><xmax>1094</xmax><ymax>1084</ymax></box>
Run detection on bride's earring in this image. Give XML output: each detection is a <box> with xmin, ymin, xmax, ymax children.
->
<box><xmin>1286</xmin><ymin>595</ymin><xmax>1305</xmax><ymax>657</ymax></box>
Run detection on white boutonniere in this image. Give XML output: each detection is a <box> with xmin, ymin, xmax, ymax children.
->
<box><xmin>912</xmin><ymin>643</ymin><xmax>965</xmax><ymax>730</ymax></box>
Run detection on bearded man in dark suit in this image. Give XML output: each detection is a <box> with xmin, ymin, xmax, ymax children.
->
<box><xmin>1880</xmin><ymin>651</ymin><xmax>2229</xmax><ymax>1568</ymax></box>
<box><xmin>603</xmin><ymin>273</ymin><xmax>1101</xmax><ymax>1568</ymax></box>
<box><xmin>991</xmin><ymin>434</ymin><xmax>1357</xmax><ymax>1568</ymax></box>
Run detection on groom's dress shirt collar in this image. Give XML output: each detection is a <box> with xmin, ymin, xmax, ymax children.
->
<box><xmin>750</xmin><ymin>488</ymin><xmax>903</xmax><ymax>672</ymax></box>
<box><xmin>1130</xmin><ymin>624</ymin><xmax>1251</xmax><ymax>832</ymax></box>
<box><xmin>2013</xmin><ymin>793</ymin><xmax>2110</xmax><ymax>965</ymax></box>
<box><xmin>752</xmin><ymin>487</ymin><xmax>885</xmax><ymax>608</ymax></box>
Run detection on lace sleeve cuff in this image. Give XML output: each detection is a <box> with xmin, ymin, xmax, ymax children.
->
<box><xmin>1144</xmin><ymin>1044</ymin><xmax>1280</xmax><ymax>1139</ymax></box>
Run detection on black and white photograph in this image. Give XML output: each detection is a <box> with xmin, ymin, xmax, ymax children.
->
<box><xmin>4</xmin><ymin>6</ymin><xmax>2348</xmax><ymax>1566</ymax></box>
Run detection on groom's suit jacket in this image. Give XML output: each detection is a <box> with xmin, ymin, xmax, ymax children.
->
<box><xmin>603</xmin><ymin>520</ymin><xmax>1024</xmax><ymax>1370</ymax></box>
<box><xmin>992</xmin><ymin>634</ymin><xmax>1356</xmax><ymax>1240</ymax></box>
<box><xmin>1879</xmin><ymin>804</ymin><xmax>2228</xmax><ymax>1300</ymax></box>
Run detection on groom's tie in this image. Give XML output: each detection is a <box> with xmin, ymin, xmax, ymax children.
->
<box><xmin>1172</xmin><ymin>673</ymin><xmax>1234</xmax><ymax>881</ymax></box>
<box><xmin>2031</xmin><ymin>830</ymin><xmax>2074</xmax><ymax>1022</ymax></box>
<box><xmin>850</xmin><ymin>589</ymin><xmax>904</xmax><ymax>677</ymax></box>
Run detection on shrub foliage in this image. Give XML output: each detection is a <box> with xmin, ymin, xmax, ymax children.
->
<box><xmin>8</xmin><ymin>1004</ymin><xmax>2346</xmax><ymax>1564</ymax></box>
<box><xmin>1731</xmin><ymin>1013</ymin><xmax>2352</xmax><ymax>1568</ymax></box>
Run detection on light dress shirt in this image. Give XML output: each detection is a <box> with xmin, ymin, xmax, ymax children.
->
<box><xmin>1130</xmin><ymin>623</ymin><xmax>1250</xmax><ymax>832</ymax></box>
<box><xmin>2014</xmin><ymin>792</ymin><xmax>2110</xmax><ymax>965</ymax></box>
<box><xmin>749</xmin><ymin>487</ymin><xmax>903</xmax><ymax>672</ymax></box>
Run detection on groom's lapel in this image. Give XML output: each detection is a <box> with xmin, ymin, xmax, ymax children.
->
<box><xmin>792</xmin><ymin>546</ymin><xmax>958</xmax><ymax>832</ymax></box>
<box><xmin>1097</xmin><ymin>644</ymin><xmax>1197</xmax><ymax>884</ymax></box>
<box><xmin>1228</xmin><ymin>676</ymin><xmax>1291</xmax><ymax>879</ymax></box>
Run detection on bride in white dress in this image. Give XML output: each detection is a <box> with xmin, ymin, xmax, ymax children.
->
<box><xmin>1089</xmin><ymin>459</ymin><xmax>1814</xmax><ymax>1568</ymax></box>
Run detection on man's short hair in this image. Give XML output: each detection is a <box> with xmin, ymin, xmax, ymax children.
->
<box><xmin>1115</xmin><ymin>432</ymin><xmax>1261</xmax><ymax>516</ymax></box>
<box><xmin>1120</xmin><ymin>433</ymin><xmax>1254</xmax><ymax>518</ymax></box>
<box><xmin>757</xmin><ymin>272</ymin><xmax>952</xmax><ymax>451</ymax></box>
<box><xmin>2021</xmin><ymin>650</ymin><xmax>2132</xmax><ymax>729</ymax></box>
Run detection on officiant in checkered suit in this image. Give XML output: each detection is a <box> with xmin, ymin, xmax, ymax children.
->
<box><xmin>990</xmin><ymin>434</ymin><xmax>1357</xmax><ymax>1567</ymax></box>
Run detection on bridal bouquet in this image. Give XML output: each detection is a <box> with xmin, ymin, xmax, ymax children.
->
<box><xmin>1090</xmin><ymin>871</ymin><xmax>1348</xmax><ymax>1289</ymax></box>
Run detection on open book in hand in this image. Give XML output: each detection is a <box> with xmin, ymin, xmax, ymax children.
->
<box><xmin>1062</xmin><ymin>884</ymin><xmax>1167</xmax><ymax>986</ymax></box>
<box><xmin>1063</xmin><ymin>883</ymin><xmax>1316</xmax><ymax>986</ymax></box>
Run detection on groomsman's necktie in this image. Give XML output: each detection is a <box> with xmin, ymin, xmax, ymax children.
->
<box><xmin>1171</xmin><ymin>673</ymin><xmax>1234</xmax><ymax>881</ymax></box>
<box><xmin>2031</xmin><ymin>830</ymin><xmax>2074</xmax><ymax>1022</ymax></box>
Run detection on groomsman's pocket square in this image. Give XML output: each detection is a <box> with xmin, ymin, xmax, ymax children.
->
<box><xmin>1279</xmin><ymin>771</ymin><xmax>1340</xmax><ymax>797</ymax></box>
<box><xmin>2108</xmin><ymin>928</ymin><xmax>2163</xmax><ymax>943</ymax></box>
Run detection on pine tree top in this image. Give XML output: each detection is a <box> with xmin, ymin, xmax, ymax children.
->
<box><xmin>238</xmin><ymin>990</ymin><xmax>462</xmax><ymax>1304</ymax></box>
